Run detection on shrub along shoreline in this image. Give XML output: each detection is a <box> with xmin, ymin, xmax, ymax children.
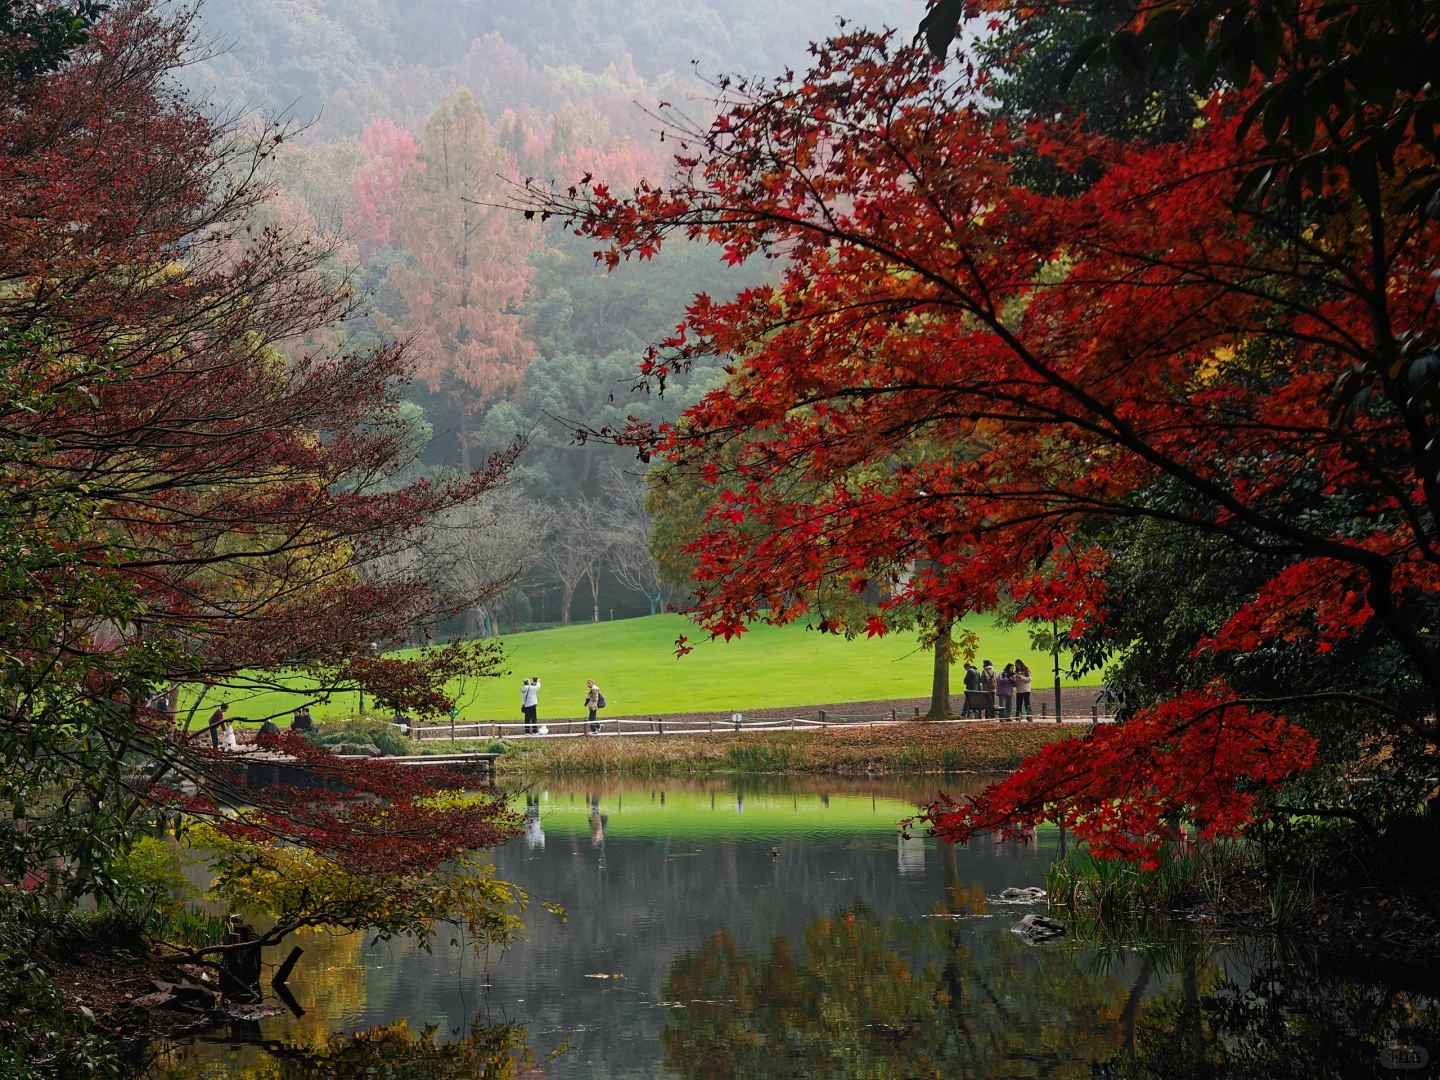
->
<box><xmin>483</xmin><ymin>722</ymin><xmax>1072</xmax><ymax>779</ymax></box>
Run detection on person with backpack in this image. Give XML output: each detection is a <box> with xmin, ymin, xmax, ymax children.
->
<box><xmin>980</xmin><ymin>660</ymin><xmax>999</xmax><ymax>719</ymax></box>
<box><xmin>585</xmin><ymin>679</ymin><xmax>604</xmax><ymax>734</ymax></box>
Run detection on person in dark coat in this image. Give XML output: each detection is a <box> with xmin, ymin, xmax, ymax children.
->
<box><xmin>960</xmin><ymin>663</ymin><xmax>981</xmax><ymax>717</ymax></box>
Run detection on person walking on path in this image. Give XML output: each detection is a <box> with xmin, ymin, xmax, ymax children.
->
<box><xmin>997</xmin><ymin>664</ymin><xmax>1015</xmax><ymax>720</ymax></box>
<box><xmin>981</xmin><ymin>660</ymin><xmax>998</xmax><ymax>719</ymax></box>
<box><xmin>960</xmin><ymin>663</ymin><xmax>981</xmax><ymax>717</ymax></box>
<box><xmin>1013</xmin><ymin>660</ymin><xmax>1033</xmax><ymax>720</ymax></box>
<box><xmin>585</xmin><ymin>679</ymin><xmax>602</xmax><ymax>734</ymax></box>
<box><xmin>521</xmin><ymin>677</ymin><xmax>541</xmax><ymax>734</ymax></box>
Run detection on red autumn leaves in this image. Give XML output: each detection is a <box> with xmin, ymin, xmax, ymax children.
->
<box><xmin>924</xmin><ymin>689</ymin><xmax>1319</xmax><ymax>866</ymax></box>
<box><xmin>522</xmin><ymin>19</ymin><xmax>1439</xmax><ymax>857</ymax></box>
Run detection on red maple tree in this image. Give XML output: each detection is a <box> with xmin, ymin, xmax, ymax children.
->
<box><xmin>1</xmin><ymin>2</ymin><xmax>517</xmax><ymax>702</ymax></box>
<box><xmin>519</xmin><ymin>18</ymin><xmax>1438</xmax><ymax>857</ymax></box>
<box><xmin>0</xmin><ymin>0</ymin><xmax>518</xmax><ymax>887</ymax></box>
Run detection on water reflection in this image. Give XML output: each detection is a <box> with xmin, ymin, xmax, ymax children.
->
<box><xmin>662</xmin><ymin>904</ymin><xmax>1135</xmax><ymax>1078</ymax></box>
<box><xmin>150</xmin><ymin>1016</ymin><xmax>538</xmax><ymax>1079</ymax></box>
<box><xmin>152</xmin><ymin>779</ymin><xmax>1440</xmax><ymax>1078</ymax></box>
<box><xmin>523</xmin><ymin>795</ymin><xmax>545</xmax><ymax>852</ymax></box>
<box><xmin>1111</xmin><ymin>945</ymin><xmax>1440</xmax><ymax>1079</ymax></box>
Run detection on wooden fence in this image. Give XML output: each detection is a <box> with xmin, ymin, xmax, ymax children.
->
<box><xmin>411</xmin><ymin>704</ymin><xmax>1114</xmax><ymax>743</ymax></box>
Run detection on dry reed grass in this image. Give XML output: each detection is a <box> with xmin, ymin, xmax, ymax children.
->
<box><xmin>492</xmin><ymin>721</ymin><xmax>1072</xmax><ymax>778</ymax></box>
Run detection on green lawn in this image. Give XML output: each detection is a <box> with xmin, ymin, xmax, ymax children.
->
<box><xmin>204</xmin><ymin>613</ymin><xmax>1098</xmax><ymax>725</ymax></box>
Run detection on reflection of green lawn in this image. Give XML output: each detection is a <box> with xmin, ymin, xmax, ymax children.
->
<box><xmin>509</xmin><ymin>786</ymin><xmax>1067</xmax><ymax>844</ymax></box>
<box><xmin>515</xmin><ymin>787</ymin><xmax>925</xmax><ymax>840</ymax></box>
<box><xmin>191</xmin><ymin>612</ymin><xmax>1096</xmax><ymax>725</ymax></box>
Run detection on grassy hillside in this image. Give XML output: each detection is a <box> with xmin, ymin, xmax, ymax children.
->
<box><xmin>205</xmin><ymin>612</ymin><xmax>1097</xmax><ymax>724</ymax></box>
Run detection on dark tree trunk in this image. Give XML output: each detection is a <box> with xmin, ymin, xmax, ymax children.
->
<box><xmin>221</xmin><ymin>922</ymin><xmax>263</xmax><ymax>1000</ymax></box>
<box><xmin>927</xmin><ymin>619</ymin><xmax>953</xmax><ymax>719</ymax></box>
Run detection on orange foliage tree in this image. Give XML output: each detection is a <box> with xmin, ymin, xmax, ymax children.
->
<box><xmin>386</xmin><ymin>90</ymin><xmax>537</xmax><ymax>468</ymax></box>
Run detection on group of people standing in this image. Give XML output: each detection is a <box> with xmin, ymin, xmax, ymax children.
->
<box><xmin>961</xmin><ymin>659</ymin><xmax>1034</xmax><ymax>719</ymax></box>
<box><xmin>204</xmin><ymin>701</ymin><xmax>314</xmax><ymax>749</ymax></box>
<box><xmin>521</xmin><ymin>677</ymin><xmax>606</xmax><ymax>734</ymax></box>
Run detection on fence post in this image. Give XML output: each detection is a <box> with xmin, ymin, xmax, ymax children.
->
<box><xmin>659</xmin><ymin>717</ymin><xmax>664</xmax><ymax>735</ymax></box>
<box><xmin>791</xmin><ymin>716</ymin><xmax>796</xmax><ymax>730</ymax></box>
<box><xmin>819</xmin><ymin>710</ymin><xmax>827</xmax><ymax>728</ymax></box>
<box><xmin>709</xmin><ymin>716</ymin><xmax>714</xmax><ymax>732</ymax></box>
<box><xmin>1092</xmin><ymin>704</ymin><xmax>1099</xmax><ymax>723</ymax></box>
<box><xmin>913</xmin><ymin>706</ymin><xmax>920</xmax><ymax>718</ymax></box>
<box><xmin>1040</xmin><ymin>704</ymin><xmax>1047</xmax><ymax>721</ymax></box>
<box><xmin>890</xmin><ymin>708</ymin><xmax>896</xmax><ymax>723</ymax></box>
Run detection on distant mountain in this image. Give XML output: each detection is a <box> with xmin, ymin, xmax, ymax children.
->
<box><xmin>185</xmin><ymin>0</ymin><xmax>916</xmax><ymax>135</ymax></box>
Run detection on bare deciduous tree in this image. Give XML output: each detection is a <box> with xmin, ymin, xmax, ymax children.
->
<box><xmin>601</xmin><ymin>464</ymin><xmax>666</xmax><ymax>615</ymax></box>
<box><xmin>537</xmin><ymin>495</ymin><xmax>609</xmax><ymax>625</ymax></box>
<box><xmin>427</xmin><ymin>491</ymin><xmax>547</xmax><ymax>636</ymax></box>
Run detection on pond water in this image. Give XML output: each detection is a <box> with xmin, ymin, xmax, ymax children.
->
<box><xmin>149</xmin><ymin>777</ymin><xmax>1440</xmax><ymax>1078</ymax></box>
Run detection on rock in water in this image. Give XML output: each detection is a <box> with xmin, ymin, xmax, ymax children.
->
<box><xmin>999</xmin><ymin>886</ymin><xmax>1047</xmax><ymax>902</ymax></box>
<box><xmin>224</xmin><ymin>1002</ymin><xmax>285</xmax><ymax>1021</ymax></box>
<box><xmin>1011</xmin><ymin>913</ymin><xmax>1065</xmax><ymax>942</ymax></box>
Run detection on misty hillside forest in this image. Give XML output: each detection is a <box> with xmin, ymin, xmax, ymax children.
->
<box><xmin>185</xmin><ymin>0</ymin><xmax>880</xmax><ymax>635</ymax></box>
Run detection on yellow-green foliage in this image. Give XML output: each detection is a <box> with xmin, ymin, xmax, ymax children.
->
<box><xmin>190</xmin><ymin>823</ymin><xmax>526</xmax><ymax>952</ymax></box>
<box><xmin>101</xmin><ymin>836</ymin><xmax>194</xmax><ymax>917</ymax></box>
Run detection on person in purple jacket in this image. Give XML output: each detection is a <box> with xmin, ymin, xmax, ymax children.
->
<box><xmin>997</xmin><ymin>664</ymin><xmax>1016</xmax><ymax>720</ymax></box>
